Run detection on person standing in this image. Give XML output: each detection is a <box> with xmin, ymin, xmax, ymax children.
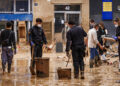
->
<box><xmin>29</xmin><ymin>18</ymin><xmax>47</xmax><ymax>75</ymax></box>
<box><xmin>66</xmin><ymin>21</ymin><xmax>87</xmax><ymax>79</ymax></box>
<box><xmin>97</xmin><ymin>22</ymin><xmax>108</xmax><ymax>62</ymax></box>
<box><xmin>88</xmin><ymin>24</ymin><xmax>103</xmax><ymax>68</ymax></box>
<box><xmin>0</xmin><ymin>22</ymin><xmax>16</xmax><ymax>74</ymax></box>
<box><xmin>90</xmin><ymin>19</ymin><xmax>96</xmax><ymax>29</ymax></box>
<box><xmin>113</xmin><ymin>18</ymin><xmax>120</xmax><ymax>72</ymax></box>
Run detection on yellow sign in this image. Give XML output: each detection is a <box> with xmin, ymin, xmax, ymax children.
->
<box><xmin>103</xmin><ymin>2</ymin><xmax>112</xmax><ymax>12</ymax></box>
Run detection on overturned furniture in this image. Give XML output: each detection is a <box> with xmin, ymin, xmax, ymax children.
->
<box><xmin>35</xmin><ymin>58</ymin><xmax>49</xmax><ymax>77</ymax></box>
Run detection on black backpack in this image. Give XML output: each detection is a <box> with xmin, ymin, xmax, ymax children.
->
<box><xmin>2</xmin><ymin>31</ymin><xmax>12</xmax><ymax>45</ymax></box>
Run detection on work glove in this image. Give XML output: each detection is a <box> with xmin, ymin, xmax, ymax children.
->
<box><xmin>30</xmin><ymin>41</ymin><xmax>35</xmax><ymax>46</ymax></box>
<box><xmin>112</xmin><ymin>35</ymin><xmax>118</xmax><ymax>41</ymax></box>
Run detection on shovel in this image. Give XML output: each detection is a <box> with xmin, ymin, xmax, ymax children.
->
<box><xmin>30</xmin><ymin>45</ymin><xmax>35</xmax><ymax>75</ymax></box>
<box><xmin>66</xmin><ymin>52</ymin><xmax>71</xmax><ymax>67</ymax></box>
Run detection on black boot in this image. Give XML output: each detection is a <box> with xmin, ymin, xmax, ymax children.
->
<box><xmin>2</xmin><ymin>63</ymin><xmax>5</xmax><ymax>75</ymax></box>
<box><xmin>81</xmin><ymin>71</ymin><xmax>85</xmax><ymax>79</ymax></box>
<box><xmin>8</xmin><ymin>64</ymin><xmax>11</xmax><ymax>73</ymax></box>
<box><xmin>74</xmin><ymin>73</ymin><xmax>79</xmax><ymax>79</ymax></box>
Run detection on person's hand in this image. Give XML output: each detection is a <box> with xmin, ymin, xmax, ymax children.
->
<box><xmin>112</xmin><ymin>35</ymin><xmax>118</xmax><ymax>40</ymax></box>
<box><xmin>31</xmin><ymin>41</ymin><xmax>35</xmax><ymax>46</ymax></box>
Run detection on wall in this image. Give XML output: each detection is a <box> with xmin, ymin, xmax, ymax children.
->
<box><xmin>90</xmin><ymin>0</ymin><xmax>120</xmax><ymax>36</ymax></box>
<box><xmin>33</xmin><ymin>0</ymin><xmax>89</xmax><ymax>42</ymax></box>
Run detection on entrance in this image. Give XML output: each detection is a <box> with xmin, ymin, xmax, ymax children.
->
<box><xmin>54</xmin><ymin>5</ymin><xmax>80</xmax><ymax>52</ymax></box>
<box><xmin>54</xmin><ymin>5</ymin><xmax>81</xmax><ymax>33</ymax></box>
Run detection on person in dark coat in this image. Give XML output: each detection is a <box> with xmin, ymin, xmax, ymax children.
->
<box><xmin>97</xmin><ymin>22</ymin><xmax>108</xmax><ymax>61</ymax></box>
<box><xmin>113</xmin><ymin>18</ymin><xmax>120</xmax><ymax>72</ymax></box>
<box><xmin>0</xmin><ymin>22</ymin><xmax>16</xmax><ymax>74</ymax></box>
<box><xmin>29</xmin><ymin>18</ymin><xmax>47</xmax><ymax>75</ymax></box>
<box><xmin>66</xmin><ymin>21</ymin><xmax>87</xmax><ymax>79</ymax></box>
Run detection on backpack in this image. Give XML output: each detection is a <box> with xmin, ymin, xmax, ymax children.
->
<box><xmin>2</xmin><ymin>31</ymin><xmax>12</xmax><ymax>45</ymax></box>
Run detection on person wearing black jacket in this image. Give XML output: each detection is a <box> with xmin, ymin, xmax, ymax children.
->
<box><xmin>66</xmin><ymin>21</ymin><xmax>87</xmax><ymax>79</ymax></box>
<box><xmin>97</xmin><ymin>22</ymin><xmax>107</xmax><ymax>62</ymax></box>
<box><xmin>0</xmin><ymin>22</ymin><xmax>16</xmax><ymax>74</ymax></box>
<box><xmin>113</xmin><ymin>18</ymin><xmax>120</xmax><ymax>72</ymax></box>
<box><xmin>29</xmin><ymin>18</ymin><xmax>47</xmax><ymax>75</ymax></box>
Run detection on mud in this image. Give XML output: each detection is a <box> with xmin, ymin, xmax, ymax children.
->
<box><xmin>0</xmin><ymin>45</ymin><xmax>120</xmax><ymax>86</ymax></box>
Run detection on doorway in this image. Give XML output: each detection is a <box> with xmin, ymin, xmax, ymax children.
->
<box><xmin>54</xmin><ymin>5</ymin><xmax>81</xmax><ymax>33</ymax></box>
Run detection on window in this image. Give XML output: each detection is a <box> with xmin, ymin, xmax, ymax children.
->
<box><xmin>0</xmin><ymin>0</ymin><xmax>33</xmax><ymax>13</ymax></box>
<box><xmin>16</xmin><ymin>0</ymin><xmax>28</xmax><ymax>12</ymax></box>
<box><xmin>0</xmin><ymin>0</ymin><xmax>14</xmax><ymax>12</ymax></box>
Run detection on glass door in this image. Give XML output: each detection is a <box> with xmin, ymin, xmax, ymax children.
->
<box><xmin>54</xmin><ymin>13</ymin><xmax>65</xmax><ymax>33</ymax></box>
<box><xmin>66</xmin><ymin>14</ymin><xmax>80</xmax><ymax>26</ymax></box>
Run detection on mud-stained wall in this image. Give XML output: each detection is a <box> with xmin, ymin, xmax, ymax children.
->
<box><xmin>33</xmin><ymin>0</ymin><xmax>89</xmax><ymax>42</ymax></box>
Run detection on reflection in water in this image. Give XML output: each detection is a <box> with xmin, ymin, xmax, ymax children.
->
<box><xmin>0</xmin><ymin>45</ymin><xmax>119</xmax><ymax>86</ymax></box>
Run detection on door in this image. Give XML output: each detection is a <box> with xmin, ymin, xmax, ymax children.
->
<box><xmin>55</xmin><ymin>13</ymin><xmax>65</xmax><ymax>33</ymax></box>
<box><xmin>66</xmin><ymin>14</ymin><xmax>80</xmax><ymax>26</ymax></box>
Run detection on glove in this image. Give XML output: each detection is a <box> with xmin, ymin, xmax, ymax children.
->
<box><xmin>30</xmin><ymin>41</ymin><xmax>35</xmax><ymax>46</ymax></box>
<box><xmin>112</xmin><ymin>35</ymin><xmax>118</xmax><ymax>40</ymax></box>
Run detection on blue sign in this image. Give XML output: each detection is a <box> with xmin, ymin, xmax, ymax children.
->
<box><xmin>102</xmin><ymin>0</ymin><xmax>113</xmax><ymax>20</ymax></box>
<box><xmin>0</xmin><ymin>14</ymin><xmax>33</xmax><ymax>21</ymax></box>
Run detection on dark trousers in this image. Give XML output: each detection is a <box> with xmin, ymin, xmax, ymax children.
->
<box><xmin>72</xmin><ymin>46</ymin><xmax>84</xmax><ymax>75</ymax></box>
<box><xmin>1</xmin><ymin>47</ymin><xmax>13</xmax><ymax>72</ymax></box>
<box><xmin>118</xmin><ymin>44</ymin><xmax>120</xmax><ymax>61</ymax></box>
<box><xmin>32</xmin><ymin>45</ymin><xmax>43</xmax><ymax>68</ymax></box>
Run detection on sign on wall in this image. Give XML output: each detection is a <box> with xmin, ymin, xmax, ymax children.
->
<box><xmin>102</xmin><ymin>0</ymin><xmax>112</xmax><ymax>20</ymax></box>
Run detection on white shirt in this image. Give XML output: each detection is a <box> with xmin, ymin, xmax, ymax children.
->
<box><xmin>88</xmin><ymin>28</ymin><xmax>99</xmax><ymax>48</ymax></box>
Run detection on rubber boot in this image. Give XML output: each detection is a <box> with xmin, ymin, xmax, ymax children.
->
<box><xmin>95</xmin><ymin>56</ymin><xmax>99</xmax><ymax>67</ymax></box>
<box><xmin>74</xmin><ymin>73</ymin><xmax>79</xmax><ymax>79</ymax></box>
<box><xmin>90</xmin><ymin>59</ymin><xmax>94</xmax><ymax>68</ymax></box>
<box><xmin>2</xmin><ymin>63</ymin><xmax>5</xmax><ymax>75</ymax></box>
<box><xmin>97</xmin><ymin>56</ymin><xmax>102</xmax><ymax>66</ymax></box>
<box><xmin>8</xmin><ymin>63</ymin><xmax>11</xmax><ymax>73</ymax></box>
<box><xmin>30</xmin><ymin>60</ymin><xmax>36</xmax><ymax>75</ymax></box>
<box><xmin>81</xmin><ymin>71</ymin><xmax>85</xmax><ymax>79</ymax></box>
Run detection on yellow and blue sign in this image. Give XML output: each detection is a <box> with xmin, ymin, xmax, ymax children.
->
<box><xmin>102</xmin><ymin>0</ymin><xmax>112</xmax><ymax>20</ymax></box>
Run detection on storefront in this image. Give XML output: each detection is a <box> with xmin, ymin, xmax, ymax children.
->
<box><xmin>90</xmin><ymin>0</ymin><xmax>120</xmax><ymax>36</ymax></box>
<box><xmin>33</xmin><ymin>0</ymin><xmax>89</xmax><ymax>43</ymax></box>
<box><xmin>0</xmin><ymin>0</ymin><xmax>33</xmax><ymax>42</ymax></box>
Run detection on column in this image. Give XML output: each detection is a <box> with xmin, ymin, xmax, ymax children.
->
<box><xmin>14</xmin><ymin>21</ymin><xmax>17</xmax><ymax>42</ymax></box>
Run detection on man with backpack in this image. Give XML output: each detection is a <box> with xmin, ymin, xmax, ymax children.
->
<box><xmin>0</xmin><ymin>22</ymin><xmax>16</xmax><ymax>74</ymax></box>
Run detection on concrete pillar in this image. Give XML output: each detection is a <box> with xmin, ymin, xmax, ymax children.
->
<box><xmin>14</xmin><ymin>0</ymin><xmax>16</xmax><ymax>13</ymax></box>
<box><xmin>14</xmin><ymin>21</ymin><xmax>17</xmax><ymax>42</ymax></box>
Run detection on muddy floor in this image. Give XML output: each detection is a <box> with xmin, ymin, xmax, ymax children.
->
<box><xmin>0</xmin><ymin>44</ymin><xmax>120</xmax><ymax>86</ymax></box>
